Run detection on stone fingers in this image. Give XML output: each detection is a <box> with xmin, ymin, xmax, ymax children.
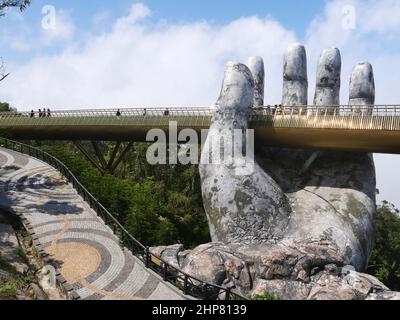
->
<box><xmin>349</xmin><ymin>62</ymin><xmax>375</xmax><ymax>114</ymax></box>
<box><xmin>314</xmin><ymin>48</ymin><xmax>341</xmax><ymax>114</ymax></box>
<box><xmin>247</xmin><ymin>56</ymin><xmax>265</xmax><ymax>107</ymax></box>
<box><xmin>282</xmin><ymin>43</ymin><xmax>308</xmax><ymax>107</ymax></box>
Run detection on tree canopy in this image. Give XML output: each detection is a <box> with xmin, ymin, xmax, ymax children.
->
<box><xmin>0</xmin><ymin>0</ymin><xmax>30</xmax><ymax>16</ymax></box>
<box><xmin>368</xmin><ymin>201</ymin><xmax>400</xmax><ymax>290</ymax></box>
<box><xmin>33</xmin><ymin>141</ymin><xmax>211</xmax><ymax>248</ymax></box>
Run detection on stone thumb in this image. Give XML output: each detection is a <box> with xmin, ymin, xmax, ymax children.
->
<box><xmin>213</xmin><ymin>61</ymin><xmax>254</xmax><ymax>126</ymax></box>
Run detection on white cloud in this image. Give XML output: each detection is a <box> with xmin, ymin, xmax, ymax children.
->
<box><xmin>0</xmin><ymin>1</ymin><xmax>400</xmax><ymax>206</ymax></box>
<box><xmin>0</xmin><ymin>4</ymin><xmax>295</xmax><ymax>108</ymax></box>
<box><xmin>113</xmin><ymin>3</ymin><xmax>151</xmax><ymax>31</ymax></box>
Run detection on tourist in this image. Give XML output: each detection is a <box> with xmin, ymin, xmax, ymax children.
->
<box><xmin>164</xmin><ymin>108</ymin><xmax>170</xmax><ymax>116</ymax></box>
<box><xmin>47</xmin><ymin>108</ymin><xmax>51</xmax><ymax>117</ymax></box>
<box><xmin>38</xmin><ymin>109</ymin><xmax>42</xmax><ymax>117</ymax></box>
<box><xmin>30</xmin><ymin>110</ymin><xmax>35</xmax><ymax>118</ymax></box>
<box><xmin>143</xmin><ymin>108</ymin><xmax>147</xmax><ymax>117</ymax></box>
<box><xmin>116</xmin><ymin>109</ymin><xmax>122</xmax><ymax>117</ymax></box>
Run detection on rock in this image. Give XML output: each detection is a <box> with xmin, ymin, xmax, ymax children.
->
<box><xmin>252</xmin><ymin>279</ymin><xmax>311</xmax><ymax>300</ymax></box>
<box><xmin>366</xmin><ymin>291</ymin><xmax>400</xmax><ymax>300</ymax></box>
<box><xmin>0</xmin><ymin>224</ymin><xmax>29</xmax><ymax>274</ymax></box>
<box><xmin>29</xmin><ymin>283</ymin><xmax>49</xmax><ymax>300</ymax></box>
<box><xmin>151</xmin><ymin>240</ymin><xmax>398</xmax><ymax>301</ymax></box>
<box><xmin>343</xmin><ymin>270</ymin><xmax>389</xmax><ymax>295</ymax></box>
<box><xmin>181</xmin><ymin>244</ymin><xmax>227</xmax><ymax>286</ymax></box>
<box><xmin>16</xmin><ymin>294</ymin><xmax>33</xmax><ymax>301</ymax></box>
<box><xmin>308</xmin><ymin>272</ymin><xmax>357</xmax><ymax>300</ymax></box>
<box><xmin>149</xmin><ymin>244</ymin><xmax>184</xmax><ymax>269</ymax></box>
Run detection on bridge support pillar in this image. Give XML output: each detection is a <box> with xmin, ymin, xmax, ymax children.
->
<box><xmin>73</xmin><ymin>141</ymin><xmax>133</xmax><ymax>174</ymax></box>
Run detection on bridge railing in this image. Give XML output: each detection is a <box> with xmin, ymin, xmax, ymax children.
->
<box><xmin>0</xmin><ymin>137</ymin><xmax>246</xmax><ymax>301</ymax></box>
<box><xmin>1</xmin><ymin>105</ymin><xmax>400</xmax><ymax>118</ymax></box>
<box><xmin>3</xmin><ymin>105</ymin><xmax>400</xmax><ymax>131</ymax></box>
<box><xmin>0</xmin><ymin>106</ymin><xmax>214</xmax><ymax>118</ymax></box>
<box><xmin>250</xmin><ymin>105</ymin><xmax>400</xmax><ymax>130</ymax></box>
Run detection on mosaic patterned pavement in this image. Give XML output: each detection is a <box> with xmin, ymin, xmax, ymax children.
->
<box><xmin>0</xmin><ymin>147</ymin><xmax>186</xmax><ymax>300</ymax></box>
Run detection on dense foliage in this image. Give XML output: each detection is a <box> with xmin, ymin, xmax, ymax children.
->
<box><xmin>0</xmin><ymin>102</ymin><xmax>10</xmax><ymax>111</ymax></box>
<box><xmin>0</xmin><ymin>0</ymin><xmax>30</xmax><ymax>16</ymax></box>
<box><xmin>32</xmin><ymin>141</ymin><xmax>210</xmax><ymax>248</ymax></box>
<box><xmin>367</xmin><ymin>201</ymin><xmax>400</xmax><ymax>290</ymax></box>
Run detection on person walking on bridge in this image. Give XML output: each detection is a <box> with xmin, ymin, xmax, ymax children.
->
<box><xmin>38</xmin><ymin>109</ymin><xmax>42</xmax><ymax>118</ymax></box>
<box><xmin>47</xmin><ymin>108</ymin><xmax>51</xmax><ymax>117</ymax></box>
<box><xmin>30</xmin><ymin>110</ymin><xmax>35</xmax><ymax>118</ymax></box>
<box><xmin>116</xmin><ymin>109</ymin><xmax>122</xmax><ymax>117</ymax></box>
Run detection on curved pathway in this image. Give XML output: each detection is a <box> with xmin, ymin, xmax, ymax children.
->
<box><xmin>0</xmin><ymin>147</ymin><xmax>186</xmax><ymax>300</ymax></box>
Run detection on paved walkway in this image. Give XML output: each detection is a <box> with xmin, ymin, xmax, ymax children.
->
<box><xmin>0</xmin><ymin>147</ymin><xmax>186</xmax><ymax>300</ymax></box>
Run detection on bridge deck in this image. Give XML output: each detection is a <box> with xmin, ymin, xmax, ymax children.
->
<box><xmin>1</xmin><ymin>106</ymin><xmax>400</xmax><ymax>153</ymax></box>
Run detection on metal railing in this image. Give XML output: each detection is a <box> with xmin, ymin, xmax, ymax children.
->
<box><xmin>0</xmin><ymin>106</ymin><xmax>214</xmax><ymax>118</ymax></box>
<box><xmin>0</xmin><ymin>137</ymin><xmax>246</xmax><ymax>301</ymax></box>
<box><xmin>1</xmin><ymin>105</ymin><xmax>400</xmax><ymax>131</ymax></box>
<box><xmin>251</xmin><ymin>105</ymin><xmax>400</xmax><ymax>131</ymax></box>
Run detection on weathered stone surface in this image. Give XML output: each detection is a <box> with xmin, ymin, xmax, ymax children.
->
<box><xmin>29</xmin><ymin>283</ymin><xmax>49</xmax><ymax>300</ymax></box>
<box><xmin>151</xmin><ymin>240</ymin><xmax>399</xmax><ymax>300</ymax></box>
<box><xmin>349</xmin><ymin>61</ymin><xmax>375</xmax><ymax>114</ymax></box>
<box><xmin>252</xmin><ymin>279</ymin><xmax>311</xmax><ymax>300</ymax></box>
<box><xmin>199</xmin><ymin>62</ymin><xmax>291</xmax><ymax>245</ymax></box>
<box><xmin>247</xmin><ymin>56</ymin><xmax>265</xmax><ymax>107</ymax></box>
<box><xmin>308</xmin><ymin>272</ymin><xmax>357</xmax><ymax>300</ymax></box>
<box><xmin>149</xmin><ymin>244</ymin><xmax>184</xmax><ymax>269</ymax></box>
<box><xmin>313</xmin><ymin>47</ymin><xmax>341</xmax><ymax>113</ymax></box>
<box><xmin>199</xmin><ymin>44</ymin><xmax>376</xmax><ymax>271</ymax></box>
<box><xmin>153</xmin><ymin>43</ymin><xmax>392</xmax><ymax>300</ymax></box>
<box><xmin>282</xmin><ymin>43</ymin><xmax>308</xmax><ymax>106</ymax></box>
<box><xmin>0</xmin><ymin>223</ymin><xmax>28</xmax><ymax>274</ymax></box>
<box><xmin>366</xmin><ymin>291</ymin><xmax>400</xmax><ymax>300</ymax></box>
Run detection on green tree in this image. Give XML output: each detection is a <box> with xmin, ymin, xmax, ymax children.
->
<box><xmin>0</xmin><ymin>102</ymin><xmax>10</xmax><ymax>111</ymax></box>
<box><xmin>367</xmin><ymin>201</ymin><xmax>400</xmax><ymax>290</ymax></box>
<box><xmin>0</xmin><ymin>0</ymin><xmax>30</xmax><ymax>16</ymax></box>
<box><xmin>33</xmin><ymin>140</ymin><xmax>211</xmax><ymax>248</ymax></box>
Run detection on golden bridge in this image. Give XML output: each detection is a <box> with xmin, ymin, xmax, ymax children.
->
<box><xmin>0</xmin><ymin>105</ymin><xmax>400</xmax><ymax>154</ymax></box>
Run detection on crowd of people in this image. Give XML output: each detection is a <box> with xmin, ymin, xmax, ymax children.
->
<box><xmin>25</xmin><ymin>106</ymin><xmax>285</xmax><ymax>119</ymax></box>
<box><xmin>27</xmin><ymin>108</ymin><xmax>173</xmax><ymax>118</ymax></box>
<box><xmin>30</xmin><ymin>108</ymin><xmax>51</xmax><ymax>118</ymax></box>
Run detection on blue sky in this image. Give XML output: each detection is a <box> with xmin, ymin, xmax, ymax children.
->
<box><xmin>1</xmin><ymin>0</ymin><xmax>400</xmax><ymax>207</ymax></box>
<box><xmin>0</xmin><ymin>0</ymin><xmax>327</xmax><ymax>63</ymax></box>
<box><xmin>8</xmin><ymin>0</ymin><xmax>326</xmax><ymax>32</ymax></box>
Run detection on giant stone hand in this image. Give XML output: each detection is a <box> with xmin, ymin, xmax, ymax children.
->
<box><xmin>150</xmin><ymin>43</ymin><xmax>386</xmax><ymax>299</ymax></box>
<box><xmin>199</xmin><ymin>43</ymin><xmax>376</xmax><ymax>272</ymax></box>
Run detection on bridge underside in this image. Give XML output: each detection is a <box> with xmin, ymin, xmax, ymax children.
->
<box><xmin>1</xmin><ymin>125</ymin><xmax>400</xmax><ymax>154</ymax></box>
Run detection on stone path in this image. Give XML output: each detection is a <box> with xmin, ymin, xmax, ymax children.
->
<box><xmin>0</xmin><ymin>147</ymin><xmax>186</xmax><ymax>300</ymax></box>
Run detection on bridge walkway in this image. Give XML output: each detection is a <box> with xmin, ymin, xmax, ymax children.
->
<box><xmin>0</xmin><ymin>147</ymin><xmax>187</xmax><ymax>300</ymax></box>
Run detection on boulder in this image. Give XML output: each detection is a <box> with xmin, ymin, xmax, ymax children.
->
<box><xmin>0</xmin><ymin>224</ymin><xmax>29</xmax><ymax>274</ymax></box>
